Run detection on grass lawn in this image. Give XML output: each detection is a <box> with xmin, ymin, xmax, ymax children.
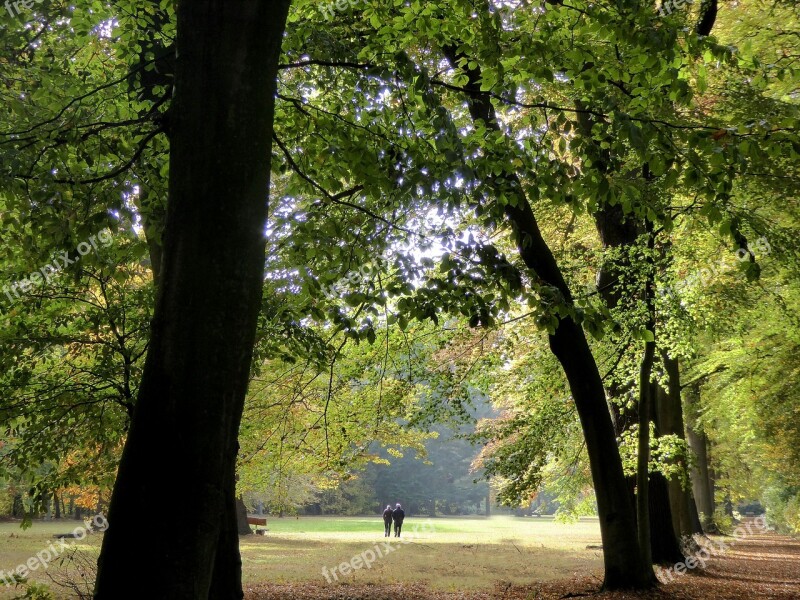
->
<box><xmin>0</xmin><ymin>520</ymin><xmax>100</xmax><ymax>599</ymax></box>
<box><xmin>241</xmin><ymin>515</ymin><xmax>603</xmax><ymax>591</ymax></box>
<box><xmin>0</xmin><ymin>516</ymin><xmax>605</xmax><ymax>598</ymax></box>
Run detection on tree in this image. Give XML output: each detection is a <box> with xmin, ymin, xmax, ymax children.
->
<box><xmin>93</xmin><ymin>0</ymin><xmax>292</xmax><ymax>597</ymax></box>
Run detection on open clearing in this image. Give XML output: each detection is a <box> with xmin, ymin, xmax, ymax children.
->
<box><xmin>241</xmin><ymin>515</ymin><xmax>603</xmax><ymax>589</ymax></box>
<box><xmin>1</xmin><ymin>516</ymin><xmax>799</xmax><ymax>599</ymax></box>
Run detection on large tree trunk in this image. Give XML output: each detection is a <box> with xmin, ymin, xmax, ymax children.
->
<box><xmin>94</xmin><ymin>0</ymin><xmax>291</xmax><ymax>597</ymax></box>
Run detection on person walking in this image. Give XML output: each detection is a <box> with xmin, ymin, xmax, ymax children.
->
<box><xmin>382</xmin><ymin>504</ymin><xmax>393</xmax><ymax>537</ymax></box>
<box><xmin>392</xmin><ymin>503</ymin><xmax>405</xmax><ymax>537</ymax></box>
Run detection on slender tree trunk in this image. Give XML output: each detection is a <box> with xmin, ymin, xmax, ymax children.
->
<box><xmin>685</xmin><ymin>386</ymin><xmax>717</xmax><ymax>531</ymax></box>
<box><xmin>709</xmin><ymin>464</ymin><xmax>717</xmax><ymax>518</ymax></box>
<box><xmin>637</xmin><ymin>350</ymin><xmax>655</xmax><ymax>571</ymax></box>
<box><xmin>633</xmin><ymin>224</ymin><xmax>678</xmax><ymax>570</ymax></box>
<box><xmin>656</xmin><ymin>384</ymin><xmax>694</xmax><ymax>539</ymax></box>
<box><xmin>94</xmin><ymin>1</ymin><xmax>291</xmax><ymax>597</ymax></box>
<box><xmin>548</xmin><ymin>319</ymin><xmax>651</xmax><ymax>587</ymax></box>
<box><xmin>649</xmin><ymin>383</ymin><xmax>687</xmax><ymax>563</ymax></box>
<box><xmin>441</xmin><ymin>44</ymin><xmax>651</xmax><ymax>590</ymax></box>
<box><xmin>53</xmin><ymin>491</ymin><xmax>61</xmax><ymax>519</ymax></box>
<box><xmin>660</xmin><ymin>357</ymin><xmax>703</xmax><ymax>537</ymax></box>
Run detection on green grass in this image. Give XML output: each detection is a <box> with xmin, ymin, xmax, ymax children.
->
<box><xmin>242</xmin><ymin>515</ymin><xmax>603</xmax><ymax>591</ymax></box>
<box><xmin>0</xmin><ymin>516</ymin><xmax>605</xmax><ymax>598</ymax></box>
<box><xmin>0</xmin><ymin>520</ymin><xmax>100</xmax><ymax>599</ymax></box>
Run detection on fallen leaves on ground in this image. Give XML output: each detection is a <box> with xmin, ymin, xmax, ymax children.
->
<box><xmin>246</xmin><ymin>531</ymin><xmax>800</xmax><ymax>599</ymax></box>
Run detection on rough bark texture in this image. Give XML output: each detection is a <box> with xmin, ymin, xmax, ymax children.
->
<box><xmin>94</xmin><ymin>1</ymin><xmax>291</xmax><ymax>597</ymax></box>
<box><xmin>441</xmin><ymin>45</ymin><xmax>650</xmax><ymax>590</ymax></box>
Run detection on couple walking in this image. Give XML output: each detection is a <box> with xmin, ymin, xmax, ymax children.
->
<box><xmin>382</xmin><ymin>503</ymin><xmax>405</xmax><ymax>537</ymax></box>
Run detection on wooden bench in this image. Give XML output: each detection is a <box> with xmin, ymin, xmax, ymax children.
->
<box><xmin>247</xmin><ymin>516</ymin><xmax>267</xmax><ymax>535</ymax></box>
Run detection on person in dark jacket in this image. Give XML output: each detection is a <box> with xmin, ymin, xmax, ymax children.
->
<box><xmin>382</xmin><ymin>504</ymin><xmax>393</xmax><ymax>537</ymax></box>
<box><xmin>392</xmin><ymin>503</ymin><xmax>405</xmax><ymax>537</ymax></box>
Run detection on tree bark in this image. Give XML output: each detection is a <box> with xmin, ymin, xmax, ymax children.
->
<box><xmin>696</xmin><ymin>0</ymin><xmax>719</xmax><ymax>36</ymax></box>
<box><xmin>660</xmin><ymin>356</ymin><xmax>703</xmax><ymax>537</ymax></box>
<box><xmin>649</xmin><ymin>470</ymin><xmax>685</xmax><ymax>564</ymax></box>
<box><xmin>651</xmin><ymin>383</ymin><xmax>689</xmax><ymax>562</ymax></box>
<box><xmin>685</xmin><ymin>385</ymin><xmax>717</xmax><ymax>531</ymax></box>
<box><xmin>236</xmin><ymin>497</ymin><xmax>252</xmax><ymax>536</ymax></box>
<box><xmin>141</xmin><ymin>208</ymin><xmax>165</xmax><ymax>287</ymax></box>
<box><xmin>637</xmin><ymin>349</ymin><xmax>655</xmax><ymax>571</ymax></box>
<box><xmin>93</xmin><ymin>0</ymin><xmax>291</xmax><ymax>598</ymax></box>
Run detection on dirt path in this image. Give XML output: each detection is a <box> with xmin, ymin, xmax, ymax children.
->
<box><xmin>245</xmin><ymin>530</ymin><xmax>800</xmax><ymax>599</ymax></box>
